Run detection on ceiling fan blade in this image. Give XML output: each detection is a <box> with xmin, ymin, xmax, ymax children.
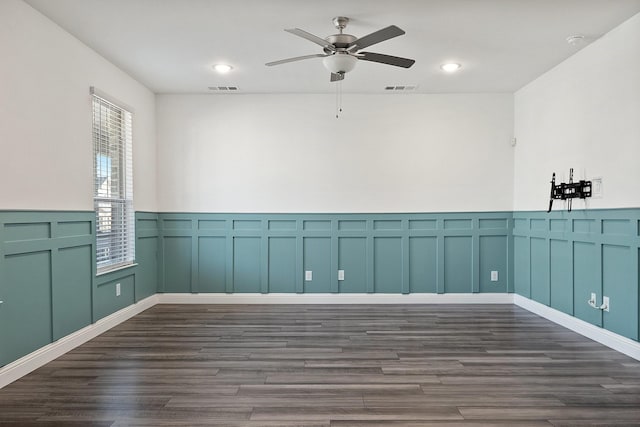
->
<box><xmin>285</xmin><ymin>28</ymin><xmax>336</xmax><ymax>51</ymax></box>
<box><xmin>266</xmin><ymin>54</ymin><xmax>329</xmax><ymax>67</ymax></box>
<box><xmin>330</xmin><ymin>72</ymin><xmax>344</xmax><ymax>82</ymax></box>
<box><xmin>357</xmin><ymin>52</ymin><xmax>415</xmax><ymax>68</ymax></box>
<box><xmin>348</xmin><ymin>25</ymin><xmax>405</xmax><ymax>51</ymax></box>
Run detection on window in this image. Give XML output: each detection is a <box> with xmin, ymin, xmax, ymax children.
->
<box><xmin>92</xmin><ymin>90</ymin><xmax>134</xmax><ymax>272</ymax></box>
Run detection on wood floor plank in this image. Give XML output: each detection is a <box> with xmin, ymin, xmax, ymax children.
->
<box><xmin>1</xmin><ymin>304</ymin><xmax>639</xmax><ymax>425</ymax></box>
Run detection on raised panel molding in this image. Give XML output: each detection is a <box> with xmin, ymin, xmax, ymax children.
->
<box><xmin>156</xmin><ymin>212</ymin><xmax>513</xmax><ymax>297</ymax></box>
<box><xmin>513</xmin><ymin>208</ymin><xmax>640</xmax><ymax>344</ymax></box>
<box><xmin>0</xmin><ymin>211</ymin><xmax>159</xmax><ymax>368</ymax></box>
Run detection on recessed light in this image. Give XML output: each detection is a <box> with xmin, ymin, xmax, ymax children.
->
<box><xmin>566</xmin><ymin>35</ymin><xmax>585</xmax><ymax>46</ymax></box>
<box><xmin>441</xmin><ymin>63</ymin><xmax>461</xmax><ymax>72</ymax></box>
<box><xmin>213</xmin><ymin>64</ymin><xmax>233</xmax><ymax>73</ymax></box>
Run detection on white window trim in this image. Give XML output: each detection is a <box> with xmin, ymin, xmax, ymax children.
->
<box><xmin>92</xmin><ymin>88</ymin><xmax>135</xmax><ymax>274</ymax></box>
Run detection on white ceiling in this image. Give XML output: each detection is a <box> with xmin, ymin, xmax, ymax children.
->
<box><xmin>24</xmin><ymin>0</ymin><xmax>640</xmax><ymax>94</ymax></box>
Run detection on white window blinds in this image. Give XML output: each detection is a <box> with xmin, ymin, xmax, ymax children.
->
<box><xmin>92</xmin><ymin>92</ymin><xmax>135</xmax><ymax>272</ymax></box>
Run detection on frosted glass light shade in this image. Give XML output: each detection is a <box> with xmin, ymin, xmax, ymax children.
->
<box><xmin>323</xmin><ymin>53</ymin><xmax>357</xmax><ymax>74</ymax></box>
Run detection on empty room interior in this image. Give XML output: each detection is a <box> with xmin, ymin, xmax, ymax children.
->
<box><xmin>2</xmin><ymin>0</ymin><xmax>640</xmax><ymax>425</ymax></box>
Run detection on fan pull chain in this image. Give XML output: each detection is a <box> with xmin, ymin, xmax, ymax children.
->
<box><xmin>335</xmin><ymin>80</ymin><xmax>343</xmax><ymax>118</ymax></box>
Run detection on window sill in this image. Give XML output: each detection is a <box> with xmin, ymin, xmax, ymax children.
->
<box><xmin>96</xmin><ymin>263</ymin><xmax>138</xmax><ymax>277</ymax></box>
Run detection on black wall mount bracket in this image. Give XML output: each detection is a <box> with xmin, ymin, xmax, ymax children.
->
<box><xmin>547</xmin><ymin>168</ymin><xmax>592</xmax><ymax>212</ymax></box>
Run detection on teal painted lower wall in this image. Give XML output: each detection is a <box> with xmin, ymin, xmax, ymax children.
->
<box><xmin>156</xmin><ymin>212</ymin><xmax>514</xmax><ymax>295</ymax></box>
<box><xmin>513</xmin><ymin>209</ymin><xmax>640</xmax><ymax>342</ymax></box>
<box><xmin>3</xmin><ymin>208</ymin><xmax>639</xmax><ymax>369</ymax></box>
<box><xmin>0</xmin><ymin>211</ymin><xmax>158</xmax><ymax>367</ymax></box>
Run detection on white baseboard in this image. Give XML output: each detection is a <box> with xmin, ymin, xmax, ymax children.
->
<box><xmin>0</xmin><ymin>295</ymin><xmax>158</xmax><ymax>389</ymax></box>
<box><xmin>157</xmin><ymin>293</ymin><xmax>515</xmax><ymax>305</ymax></box>
<box><xmin>513</xmin><ymin>294</ymin><xmax>640</xmax><ymax>362</ymax></box>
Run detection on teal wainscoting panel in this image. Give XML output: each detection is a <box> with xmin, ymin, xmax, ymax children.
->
<box><xmin>303</xmin><ymin>220</ymin><xmax>331</xmax><ymax>231</ymax></box>
<box><xmin>233</xmin><ymin>220</ymin><xmax>261</xmax><ymax>231</ymax></box>
<box><xmin>479</xmin><ymin>235</ymin><xmax>507</xmax><ymax>293</ymax></box>
<box><xmin>549</xmin><ymin>219</ymin><xmax>569</xmax><ymax>233</ymax></box>
<box><xmin>1</xmin><ymin>251</ymin><xmax>52</xmax><ymax>366</ymax></box>
<box><xmin>602</xmin><ymin>219</ymin><xmax>631</xmax><ymax>235</ymax></box>
<box><xmin>94</xmin><ymin>275</ymin><xmax>135</xmax><ymax>321</ymax></box>
<box><xmin>409</xmin><ymin>219</ymin><xmax>437</xmax><ymax>230</ymax></box>
<box><xmin>408</xmin><ymin>237</ymin><xmax>437</xmax><ymax>293</ymax></box>
<box><xmin>156</xmin><ymin>212</ymin><xmax>513</xmax><ymax>295</ymax></box>
<box><xmin>573</xmin><ymin>219</ymin><xmax>597</xmax><ymax>234</ymax></box>
<box><xmin>268</xmin><ymin>220</ymin><xmax>297</xmax><ymax>231</ymax></box>
<box><xmin>54</xmin><ymin>245</ymin><xmax>92</xmax><ymax>340</ymax></box>
<box><xmin>530</xmin><ymin>237</ymin><xmax>550</xmax><ymax>305</ymax></box>
<box><xmin>373</xmin><ymin>220</ymin><xmax>402</xmax><ymax>231</ymax></box>
<box><xmin>531</xmin><ymin>219</ymin><xmax>546</xmax><ymax>231</ymax></box>
<box><xmin>573</xmin><ymin>241</ymin><xmax>601</xmax><ymax>327</ymax></box>
<box><xmin>549</xmin><ymin>239</ymin><xmax>572</xmax><ymax>315</ymax></box>
<box><xmin>602</xmin><ymin>244</ymin><xmax>637</xmax><ymax>340</ymax></box>
<box><xmin>58</xmin><ymin>220</ymin><xmax>92</xmax><ymax>237</ymax></box>
<box><xmin>0</xmin><ymin>211</ymin><xmax>158</xmax><ymax>367</ymax></box>
<box><xmin>338</xmin><ymin>220</ymin><xmax>367</xmax><ymax>231</ymax></box>
<box><xmin>444</xmin><ymin>219</ymin><xmax>472</xmax><ymax>230</ymax></box>
<box><xmin>3</xmin><ymin>222</ymin><xmax>50</xmax><ymax>241</ymax></box>
<box><xmin>338</xmin><ymin>237</ymin><xmax>367</xmax><ymax>293</ymax></box>
<box><xmin>136</xmin><ymin>236</ymin><xmax>159</xmax><ymax>300</ymax></box>
<box><xmin>303</xmin><ymin>237</ymin><xmax>331</xmax><ymax>293</ymax></box>
<box><xmin>374</xmin><ymin>237</ymin><xmax>402</xmax><ymax>293</ymax></box>
<box><xmin>199</xmin><ymin>220</ymin><xmax>226</xmax><ymax>230</ymax></box>
<box><xmin>444</xmin><ymin>236</ymin><xmax>472</xmax><ymax>293</ymax></box>
<box><xmin>136</xmin><ymin>213</ymin><xmax>159</xmax><ymax>300</ymax></box>
<box><xmin>513</xmin><ymin>208</ymin><xmax>640</xmax><ymax>343</ymax></box>
<box><xmin>233</xmin><ymin>237</ymin><xmax>262</xmax><ymax>293</ymax></box>
<box><xmin>0</xmin><ymin>211</ymin><xmax>96</xmax><ymax>367</ymax></box>
<box><xmin>514</xmin><ymin>236</ymin><xmax>530</xmax><ymax>297</ymax></box>
<box><xmin>163</xmin><ymin>236</ymin><xmax>192</xmax><ymax>293</ymax></box>
<box><xmin>163</xmin><ymin>219</ymin><xmax>192</xmax><ymax>230</ymax></box>
<box><xmin>479</xmin><ymin>218</ymin><xmax>508</xmax><ymax>229</ymax></box>
<box><xmin>198</xmin><ymin>237</ymin><xmax>227</xmax><ymax>293</ymax></box>
<box><xmin>268</xmin><ymin>237</ymin><xmax>297</xmax><ymax>293</ymax></box>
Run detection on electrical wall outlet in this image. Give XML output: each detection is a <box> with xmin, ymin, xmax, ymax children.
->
<box><xmin>338</xmin><ymin>270</ymin><xmax>345</xmax><ymax>281</ymax></box>
<box><xmin>491</xmin><ymin>271</ymin><xmax>498</xmax><ymax>282</ymax></box>
<box><xmin>116</xmin><ymin>283</ymin><xmax>121</xmax><ymax>297</ymax></box>
<box><xmin>602</xmin><ymin>296</ymin><xmax>610</xmax><ymax>312</ymax></box>
<box><xmin>588</xmin><ymin>292</ymin><xmax>597</xmax><ymax>308</ymax></box>
<box><xmin>305</xmin><ymin>270</ymin><xmax>313</xmax><ymax>281</ymax></box>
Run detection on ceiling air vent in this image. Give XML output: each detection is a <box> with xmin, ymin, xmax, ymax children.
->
<box><xmin>384</xmin><ymin>85</ymin><xmax>417</xmax><ymax>92</ymax></box>
<box><xmin>208</xmin><ymin>86</ymin><xmax>239</xmax><ymax>91</ymax></box>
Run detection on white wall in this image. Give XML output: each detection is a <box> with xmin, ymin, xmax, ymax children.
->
<box><xmin>0</xmin><ymin>0</ymin><xmax>157</xmax><ymax>211</ymax></box>
<box><xmin>156</xmin><ymin>93</ymin><xmax>514</xmax><ymax>213</ymax></box>
<box><xmin>513</xmin><ymin>12</ymin><xmax>640</xmax><ymax>211</ymax></box>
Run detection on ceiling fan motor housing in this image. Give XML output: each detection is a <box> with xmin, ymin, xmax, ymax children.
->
<box><xmin>323</xmin><ymin>34</ymin><xmax>357</xmax><ymax>52</ymax></box>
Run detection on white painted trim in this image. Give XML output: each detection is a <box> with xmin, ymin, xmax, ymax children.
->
<box><xmin>157</xmin><ymin>293</ymin><xmax>515</xmax><ymax>305</ymax></box>
<box><xmin>0</xmin><ymin>295</ymin><xmax>158</xmax><ymax>389</ymax></box>
<box><xmin>514</xmin><ymin>294</ymin><xmax>640</xmax><ymax>362</ymax></box>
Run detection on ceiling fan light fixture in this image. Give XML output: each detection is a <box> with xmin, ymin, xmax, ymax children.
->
<box><xmin>323</xmin><ymin>53</ymin><xmax>357</xmax><ymax>74</ymax></box>
<box><xmin>440</xmin><ymin>63</ymin><xmax>461</xmax><ymax>72</ymax></box>
<box><xmin>213</xmin><ymin>64</ymin><xmax>233</xmax><ymax>73</ymax></box>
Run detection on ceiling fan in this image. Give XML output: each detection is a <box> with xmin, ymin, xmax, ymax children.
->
<box><xmin>266</xmin><ymin>16</ymin><xmax>415</xmax><ymax>82</ymax></box>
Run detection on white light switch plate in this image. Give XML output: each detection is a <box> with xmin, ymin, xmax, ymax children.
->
<box><xmin>338</xmin><ymin>270</ymin><xmax>345</xmax><ymax>281</ymax></box>
<box><xmin>491</xmin><ymin>271</ymin><xmax>498</xmax><ymax>282</ymax></box>
<box><xmin>305</xmin><ymin>271</ymin><xmax>312</xmax><ymax>281</ymax></box>
<box><xmin>591</xmin><ymin>177</ymin><xmax>603</xmax><ymax>198</ymax></box>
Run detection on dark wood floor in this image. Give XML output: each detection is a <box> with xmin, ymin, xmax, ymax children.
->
<box><xmin>1</xmin><ymin>304</ymin><xmax>640</xmax><ymax>426</ymax></box>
